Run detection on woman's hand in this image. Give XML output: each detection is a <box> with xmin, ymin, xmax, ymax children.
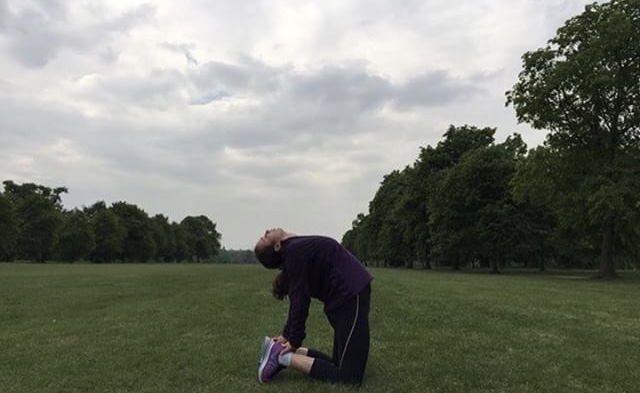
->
<box><xmin>274</xmin><ymin>335</ymin><xmax>288</xmax><ymax>344</ymax></box>
<box><xmin>273</xmin><ymin>336</ymin><xmax>298</xmax><ymax>354</ymax></box>
<box><xmin>280</xmin><ymin>341</ymin><xmax>298</xmax><ymax>354</ymax></box>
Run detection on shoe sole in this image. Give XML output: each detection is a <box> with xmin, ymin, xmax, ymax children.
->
<box><xmin>257</xmin><ymin>340</ymin><xmax>276</xmax><ymax>384</ymax></box>
<box><xmin>257</xmin><ymin>337</ymin><xmax>270</xmax><ymax>365</ymax></box>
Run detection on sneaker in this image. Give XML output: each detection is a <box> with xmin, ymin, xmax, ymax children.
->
<box><xmin>258</xmin><ymin>340</ymin><xmax>285</xmax><ymax>384</ymax></box>
<box><xmin>257</xmin><ymin>336</ymin><xmax>271</xmax><ymax>365</ymax></box>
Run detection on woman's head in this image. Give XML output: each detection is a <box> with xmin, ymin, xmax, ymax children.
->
<box><xmin>254</xmin><ymin>228</ymin><xmax>289</xmax><ymax>269</ymax></box>
<box><xmin>254</xmin><ymin>242</ymin><xmax>282</xmax><ymax>269</ymax></box>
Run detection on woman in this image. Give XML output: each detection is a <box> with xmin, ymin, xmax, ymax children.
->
<box><xmin>254</xmin><ymin>228</ymin><xmax>373</xmax><ymax>385</ymax></box>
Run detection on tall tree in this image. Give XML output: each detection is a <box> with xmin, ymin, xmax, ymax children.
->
<box><xmin>414</xmin><ymin>125</ymin><xmax>496</xmax><ymax>268</ymax></box>
<box><xmin>171</xmin><ymin>222</ymin><xmax>190</xmax><ymax>262</ymax></box>
<box><xmin>511</xmin><ymin>146</ymin><xmax>588</xmax><ymax>270</ymax></box>
<box><xmin>367</xmin><ymin>170</ymin><xmax>412</xmax><ymax>267</ymax></box>
<box><xmin>111</xmin><ymin>202</ymin><xmax>156</xmax><ymax>262</ymax></box>
<box><xmin>55</xmin><ymin>209</ymin><xmax>95</xmax><ymax>262</ymax></box>
<box><xmin>150</xmin><ymin>214</ymin><xmax>176</xmax><ymax>262</ymax></box>
<box><xmin>90</xmin><ymin>207</ymin><xmax>126</xmax><ymax>263</ymax></box>
<box><xmin>2</xmin><ymin>181</ymin><xmax>67</xmax><ymax>262</ymax></box>
<box><xmin>342</xmin><ymin>212</ymin><xmax>375</xmax><ymax>265</ymax></box>
<box><xmin>429</xmin><ymin>136</ymin><xmax>527</xmax><ymax>272</ymax></box>
<box><xmin>180</xmin><ymin>215</ymin><xmax>222</xmax><ymax>262</ymax></box>
<box><xmin>506</xmin><ymin>0</ymin><xmax>640</xmax><ymax>278</ymax></box>
<box><xmin>0</xmin><ymin>192</ymin><xmax>17</xmax><ymax>261</ymax></box>
<box><xmin>343</xmin><ymin>125</ymin><xmax>497</xmax><ymax>268</ymax></box>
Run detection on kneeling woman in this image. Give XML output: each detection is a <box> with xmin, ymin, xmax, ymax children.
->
<box><xmin>255</xmin><ymin>228</ymin><xmax>373</xmax><ymax>385</ymax></box>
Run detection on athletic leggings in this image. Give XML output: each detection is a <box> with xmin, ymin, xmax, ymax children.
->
<box><xmin>307</xmin><ymin>284</ymin><xmax>371</xmax><ymax>385</ymax></box>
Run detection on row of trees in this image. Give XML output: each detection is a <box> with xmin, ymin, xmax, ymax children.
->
<box><xmin>213</xmin><ymin>249</ymin><xmax>258</xmax><ymax>264</ymax></box>
<box><xmin>342</xmin><ymin>126</ymin><xmax>549</xmax><ymax>272</ymax></box>
<box><xmin>0</xmin><ymin>180</ymin><xmax>222</xmax><ymax>263</ymax></box>
<box><xmin>343</xmin><ymin>0</ymin><xmax>640</xmax><ymax>277</ymax></box>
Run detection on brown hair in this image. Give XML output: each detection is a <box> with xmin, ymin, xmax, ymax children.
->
<box><xmin>272</xmin><ymin>272</ymin><xmax>289</xmax><ymax>300</ymax></box>
<box><xmin>254</xmin><ymin>243</ymin><xmax>282</xmax><ymax>269</ymax></box>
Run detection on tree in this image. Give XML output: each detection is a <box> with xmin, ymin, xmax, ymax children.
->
<box><xmin>150</xmin><ymin>214</ymin><xmax>176</xmax><ymax>262</ymax></box>
<box><xmin>180</xmin><ymin>215</ymin><xmax>222</xmax><ymax>262</ymax></box>
<box><xmin>342</xmin><ymin>212</ymin><xmax>375</xmax><ymax>265</ymax></box>
<box><xmin>415</xmin><ymin>125</ymin><xmax>497</xmax><ymax>268</ymax></box>
<box><xmin>506</xmin><ymin>0</ymin><xmax>640</xmax><ymax>278</ymax></box>
<box><xmin>342</xmin><ymin>125</ymin><xmax>498</xmax><ymax>269</ymax></box>
<box><xmin>367</xmin><ymin>170</ymin><xmax>413</xmax><ymax>267</ymax></box>
<box><xmin>2</xmin><ymin>181</ymin><xmax>67</xmax><ymax>262</ymax></box>
<box><xmin>0</xmin><ymin>193</ymin><xmax>17</xmax><ymax>261</ymax></box>
<box><xmin>90</xmin><ymin>207</ymin><xmax>126</xmax><ymax>263</ymax></box>
<box><xmin>111</xmin><ymin>202</ymin><xmax>156</xmax><ymax>262</ymax></box>
<box><xmin>83</xmin><ymin>201</ymin><xmax>108</xmax><ymax>218</ymax></box>
<box><xmin>390</xmin><ymin>166</ymin><xmax>426</xmax><ymax>268</ymax></box>
<box><xmin>55</xmin><ymin>209</ymin><xmax>95</xmax><ymax>262</ymax></box>
<box><xmin>214</xmin><ymin>248</ymin><xmax>258</xmax><ymax>264</ymax></box>
<box><xmin>429</xmin><ymin>136</ymin><xmax>528</xmax><ymax>272</ymax></box>
<box><xmin>511</xmin><ymin>146</ymin><xmax>589</xmax><ymax>271</ymax></box>
<box><xmin>171</xmin><ymin>222</ymin><xmax>190</xmax><ymax>262</ymax></box>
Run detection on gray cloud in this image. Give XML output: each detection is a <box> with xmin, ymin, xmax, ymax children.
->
<box><xmin>192</xmin><ymin>57</ymin><xmax>286</xmax><ymax>96</ymax></box>
<box><xmin>32</xmin><ymin>0</ymin><xmax>67</xmax><ymax>20</ymax></box>
<box><xmin>160</xmin><ymin>42</ymin><xmax>198</xmax><ymax>65</ymax></box>
<box><xmin>97</xmin><ymin>4</ymin><xmax>155</xmax><ymax>32</ymax></box>
<box><xmin>0</xmin><ymin>0</ymin><xmax>597</xmax><ymax>248</ymax></box>
<box><xmin>48</xmin><ymin>56</ymin><xmax>490</xmax><ymax>196</ymax></box>
<box><xmin>76</xmin><ymin>69</ymin><xmax>186</xmax><ymax>110</ymax></box>
<box><xmin>0</xmin><ymin>95</ymin><xmax>79</xmax><ymax>148</ymax></box>
<box><xmin>290</xmin><ymin>66</ymin><xmax>393</xmax><ymax>112</ymax></box>
<box><xmin>395</xmin><ymin>71</ymin><xmax>486</xmax><ymax>109</ymax></box>
<box><xmin>0</xmin><ymin>1</ymin><xmax>9</xmax><ymax>32</ymax></box>
<box><xmin>74</xmin><ymin>57</ymin><xmax>484</xmax><ymax>142</ymax></box>
<box><xmin>0</xmin><ymin>2</ymin><xmax>155</xmax><ymax>67</ymax></box>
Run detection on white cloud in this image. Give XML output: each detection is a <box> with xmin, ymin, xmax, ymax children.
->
<box><xmin>0</xmin><ymin>0</ymin><xmax>597</xmax><ymax>248</ymax></box>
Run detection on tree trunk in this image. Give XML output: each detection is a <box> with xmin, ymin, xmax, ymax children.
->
<box><xmin>597</xmin><ymin>217</ymin><xmax>618</xmax><ymax>279</ymax></box>
<box><xmin>488</xmin><ymin>243</ymin><xmax>500</xmax><ymax>274</ymax></box>
<box><xmin>538</xmin><ymin>256</ymin><xmax>546</xmax><ymax>272</ymax></box>
<box><xmin>452</xmin><ymin>254</ymin><xmax>460</xmax><ymax>271</ymax></box>
<box><xmin>490</xmin><ymin>258</ymin><xmax>500</xmax><ymax>274</ymax></box>
<box><xmin>407</xmin><ymin>258</ymin><xmax>414</xmax><ymax>269</ymax></box>
<box><xmin>538</xmin><ymin>250</ymin><xmax>546</xmax><ymax>272</ymax></box>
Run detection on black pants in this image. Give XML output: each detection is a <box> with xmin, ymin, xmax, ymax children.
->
<box><xmin>307</xmin><ymin>284</ymin><xmax>371</xmax><ymax>385</ymax></box>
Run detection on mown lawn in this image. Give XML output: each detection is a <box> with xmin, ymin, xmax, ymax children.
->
<box><xmin>1</xmin><ymin>264</ymin><xmax>638</xmax><ymax>393</ymax></box>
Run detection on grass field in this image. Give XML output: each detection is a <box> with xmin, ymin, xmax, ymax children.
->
<box><xmin>1</xmin><ymin>264</ymin><xmax>639</xmax><ymax>393</ymax></box>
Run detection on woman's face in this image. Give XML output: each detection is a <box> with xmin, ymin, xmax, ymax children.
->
<box><xmin>256</xmin><ymin>228</ymin><xmax>286</xmax><ymax>249</ymax></box>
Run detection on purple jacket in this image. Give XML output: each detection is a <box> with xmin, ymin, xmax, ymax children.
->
<box><xmin>281</xmin><ymin>235</ymin><xmax>373</xmax><ymax>348</ymax></box>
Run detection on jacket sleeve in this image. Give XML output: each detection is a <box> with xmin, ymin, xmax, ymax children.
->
<box><xmin>281</xmin><ymin>256</ymin><xmax>311</xmax><ymax>349</ymax></box>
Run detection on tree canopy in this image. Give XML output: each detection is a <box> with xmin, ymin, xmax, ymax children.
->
<box><xmin>343</xmin><ymin>1</ymin><xmax>640</xmax><ymax>274</ymax></box>
<box><xmin>506</xmin><ymin>0</ymin><xmax>640</xmax><ymax>278</ymax></box>
<box><xmin>0</xmin><ymin>180</ymin><xmax>222</xmax><ymax>263</ymax></box>
<box><xmin>343</xmin><ymin>126</ymin><xmax>546</xmax><ymax>272</ymax></box>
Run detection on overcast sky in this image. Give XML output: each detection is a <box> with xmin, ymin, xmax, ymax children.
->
<box><xmin>0</xmin><ymin>0</ymin><xmax>597</xmax><ymax>249</ymax></box>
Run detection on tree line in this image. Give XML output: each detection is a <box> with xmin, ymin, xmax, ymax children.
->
<box><xmin>0</xmin><ymin>180</ymin><xmax>222</xmax><ymax>263</ymax></box>
<box><xmin>342</xmin><ymin>0</ymin><xmax>640</xmax><ymax>278</ymax></box>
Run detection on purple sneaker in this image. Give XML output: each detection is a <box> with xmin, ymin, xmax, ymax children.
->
<box><xmin>258</xmin><ymin>340</ymin><xmax>285</xmax><ymax>384</ymax></box>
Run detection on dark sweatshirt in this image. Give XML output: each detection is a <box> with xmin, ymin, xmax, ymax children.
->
<box><xmin>281</xmin><ymin>235</ymin><xmax>373</xmax><ymax>348</ymax></box>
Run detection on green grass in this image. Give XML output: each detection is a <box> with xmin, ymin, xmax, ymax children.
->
<box><xmin>1</xmin><ymin>264</ymin><xmax>639</xmax><ymax>393</ymax></box>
